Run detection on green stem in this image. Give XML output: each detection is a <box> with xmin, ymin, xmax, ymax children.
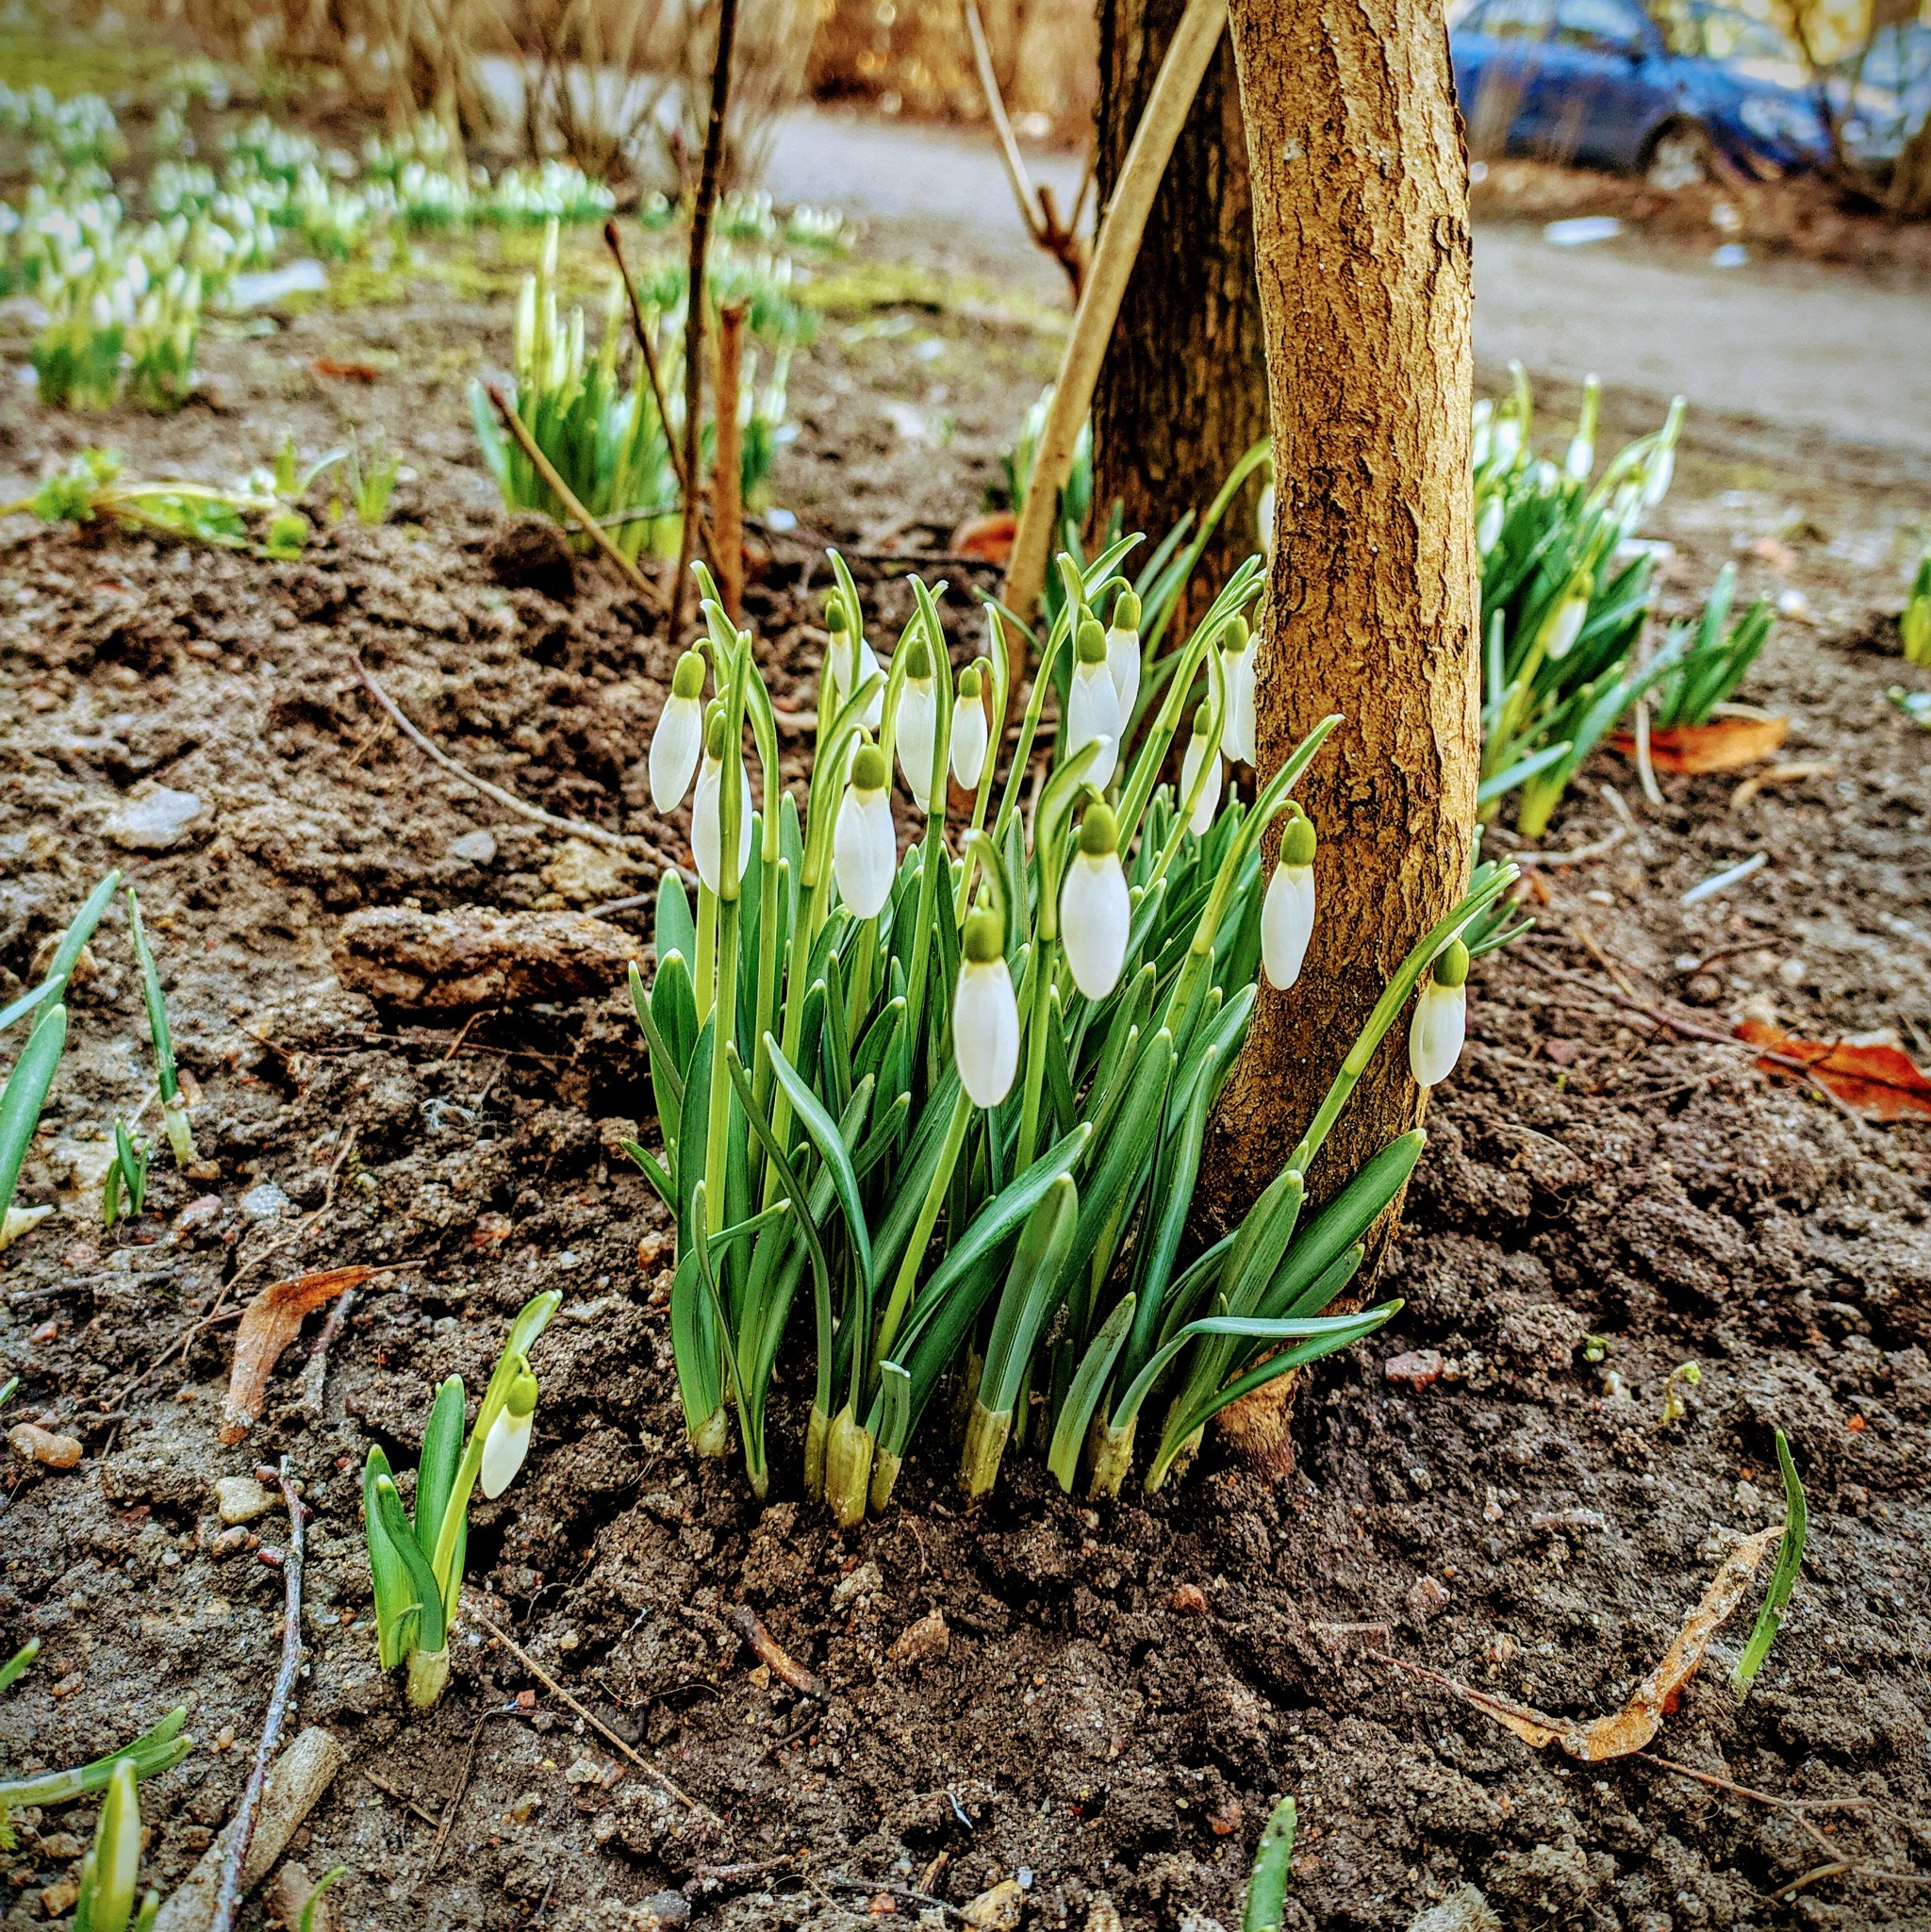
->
<box><xmin>694</xmin><ymin>883</ymin><xmax>717</xmax><ymax>1026</ymax></box>
<box><xmin>1014</xmin><ymin>932</ymin><xmax>1057</xmax><ymax>1173</ymax></box>
<box><xmin>873</xmin><ymin>1085</ymin><xmax>972</xmax><ymax>1369</ymax></box>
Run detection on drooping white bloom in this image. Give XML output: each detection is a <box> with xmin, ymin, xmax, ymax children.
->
<box><xmin>1262</xmin><ymin>815</ymin><xmax>1317</xmax><ymax>991</ymax></box>
<box><xmin>1642</xmin><ymin>445</ymin><xmax>1675</xmax><ymax>508</ymax></box>
<box><xmin>1493</xmin><ymin>413</ymin><xmax>1523</xmax><ymax>469</ymax></box>
<box><xmin>1471</xmin><ymin>398</ymin><xmax>1494</xmax><ymax>470</ymax></box>
<box><xmin>1059</xmin><ymin>802</ymin><xmax>1130</xmax><ymax>1000</ymax></box>
<box><xmin>1540</xmin><ymin>583</ymin><xmax>1591</xmax><ymax>662</ymax></box>
<box><xmin>1409</xmin><ymin>938</ymin><xmax>1470</xmax><ymax>1088</ymax></box>
<box><xmin>826</xmin><ymin>603</ymin><xmax>883</xmax><ymax>730</ymax></box>
<box><xmin>1066</xmin><ymin>617</ymin><xmax>1119</xmax><ymax>787</ymax></box>
<box><xmin>895</xmin><ymin>636</ymin><xmax>938</xmax><ymax>812</ymax></box>
<box><xmin>1564</xmin><ymin>376</ymin><xmax>1599</xmax><ymax>483</ymax></box>
<box><xmin>481</xmin><ymin>1371</ymin><xmax>539</xmax><ymax>1499</ymax></box>
<box><xmin>1219</xmin><ymin>618</ymin><xmax>1257</xmax><ymax>765</ymax></box>
<box><xmin>833</xmin><ymin>742</ymin><xmax>896</xmax><ymax>917</ymax></box>
<box><xmin>650</xmin><ymin>649</ymin><xmax>707</xmax><ymax>813</ymax></box>
<box><xmin>1104</xmin><ymin>588</ymin><xmax>1142</xmax><ymax>724</ymax></box>
<box><xmin>952</xmin><ymin>662</ymin><xmax>990</xmax><ymax>790</ymax></box>
<box><xmin>1180</xmin><ymin>702</ymin><xmax>1222</xmax><ymax>835</ymax></box>
<box><xmin>1476</xmin><ymin>492</ymin><xmax>1505</xmax><ymax>556</ymax></box>
<box><xmin>953</xmin><ymin>908</ymin><xmax>1019</xmax><ymax>1108</ymax></box>
<box><xmin>691</xmin><ymin>713</ymin><xmax>752</xmax><ymax>895</ymax></box>
<box><xmin>1256</xmin><ymin>481</ymin><xmax>1277</xmax><ymax>560</ymax></box>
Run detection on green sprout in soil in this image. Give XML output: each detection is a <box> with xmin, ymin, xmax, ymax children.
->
<box><xmin>1659</xmin><ymin>1359</ymin><xmax>1702</xmax><ymax>1426</ymax></box>
<box><xmin>101</xmin><ymin>1119</ymin><xmax>150</xmax><ymax>1228</ymax></box>
<box><xmin>628</xmin><ymin>544</ymin><xmax>1522</xmax><ymax>1525</ymax></box>
<box><xmin>298</xmin><ymin>1868</ymin><xmax>348</xmax><ymax>1932</ymax></box>
<box><xmin>125</xmin><ymin>885</ymin><xmax>197</xmax><ymax>1168</ymax></box>
<box><xmin>1651</xmin><ymin>562</ymin><xmax>1775</xmax><ymax>730</ymax></box>
<box><xmin>4</xmin><ymin>449</ymin><xmax>307</xmax><ymax>556</ymax></box>
<box><xmin>362</xmin><ymin>1291</ymin><xmax>560</xmax><ymax>1709</ymax></box>
<box><xmin>1904</xmin><ymin>546</ymin><xmax>1931</xmax><ymax>668</ymax></box>
<box><xmin>1475</xmin><ymin>367</ymin><xmax>1693</xmax><ymax>836</ymax></box>
<box><xmin>343</xmin><ymin>429</ymin><xmax>402</xmax><ymax>526</ymax></box>
<box><xmin>0</xmin><ymin>1707</ymin><xmax>192</xmax><ymax>1851</ymax></box>
<box><xmin>1242</xmin><ymin>1796</ymin><xmax>1297</xmax><ymax>1932</ymax></box>
<box><xmin>1733</xmin><ymin>1428</ymin><xmax>1807</xmax><ymax>1699</ymax></box>
<box><xmin>68</xmin><ymin>1758</ymin><xmax>158</xmax><ymax>1932</ymax></box>
<box><xmin>0</xmin><ymin>1638</ymin><xmax>37</xmax><ymax>1693</ymax></box>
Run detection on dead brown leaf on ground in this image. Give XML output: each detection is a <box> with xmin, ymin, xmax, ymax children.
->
<box><xmin>222</xmin><ymin>1266</ymin><xmax>379</xmax><ymax>1444</ymax></box>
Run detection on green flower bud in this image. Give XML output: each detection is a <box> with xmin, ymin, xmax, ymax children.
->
<box><xmin>1078</xmin><ymin>801</ymin><xmax>1119</xmax><ymax>856</ymax></box>
<box><xmin>851</xmin><ymin>742</ymin><xmax>887</xmax><ymax>791</ymax></box>
<box><xmin>1113</xmin><ymin>588</ymin><xmax>1142</xmax><ymax>631</ymax></box>
<box><xmin>703</xmin><ymin>705</ymin><xmax>726</xmax><ymax>759</ymax></box>
<box><xmin>671</xmin><ymin>650</ymin><xmax>706</xmax><ymax>701</ymax></box>
<box><xmin>905</xmin><ymin>635</ymin><xmax>932</xmax><ymax>680</ymax></box>
<box><xmin>1280</xmin><ymin>815</ymin><xmax>1317</xmax><ymax>868</ymax></box>
<box><xmin>1192</xmin><ymin>698</ymin><xmax>1213</xmax><ymax>738</ymax></box>
<box><xmin>958</xmin><ymin>661</ymin><xmax>984</xmax><ymax>699</ymax></box>
<box><xmin>963</xmin><ymin>907</ymin><xmax>1004</xmax><ymax>964</ymax></box>
<box><xmin>1222</xmin><ymin>615</ymin><xmax>1249</xmax><ymax>653</ymax></box>
<box><xmin>1432</xmin><ymin>936</ymin><xmax>1471</xmax><ymax>989</ymax></box>
<box><xmin>827</xmin><ymin>601</ymin><xmax>848</xmax><ymax>634</ymax></box>
<box><xmin>506</xmin><ymin>1369</ymin><xmax>539</xmax><ymax>1418</ymax></box>
<box><xmin>1076</xmin><ymin>617</ymin><xmax>1107</xmax><ymax>666</ymax></box>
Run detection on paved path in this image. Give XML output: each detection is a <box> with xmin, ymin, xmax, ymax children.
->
<box><xmin>765</xmin><ymin>106</ymin><xmax>1931</xmax><ymax>459</ymax></box>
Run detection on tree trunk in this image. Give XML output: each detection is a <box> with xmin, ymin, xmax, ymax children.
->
<box><xmin>1207</xmin><ymin>0</ymin><xmax>1481</xmax><ymax>1466</ymax></box>
<box><xmin>1892</xmin><ymin>112</ymin><xmax>1931</xmax><ymax>221</ymax></box>
<box><xmin>1093</xmin><ymin>0</ymin><xmax>1267</xmax><ymax>611</ymax></box>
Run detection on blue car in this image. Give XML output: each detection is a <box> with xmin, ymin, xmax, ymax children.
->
<box><xmin>1451</xmin><ymin>0</ymin><xmax>1833</xmax><ymax>183</ymax></box>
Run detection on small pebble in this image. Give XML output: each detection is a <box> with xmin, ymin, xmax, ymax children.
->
<box><xmin>215</xmin><ymin>1474</ymin><xmax>276</xmax><ymax>1525</ymax></box>
<box><xmin>448</xmin><ymin>828</ymin><xmax>498</xmax><ymax>865</ymax></box>
<box><xmin>239</xmin><ymin>1181</ymin><xmax>291</xmax><ymax>1222</ymax></box>
<box><xmin>8</xmin><ymin>1423</ymin><xmax>82</xmax><ymax>1469</ymax></box>
<box><xmin>887</xmin><ymin>1608</ymin><xmax>949</xmax><ymax>1666</ymax></box>
<box><xmin>1169</xmin><ymin>1583</ymin><xmax>1210</xmax><ymax>1617</ymax></box>
<box><xmin>1384</xmin><ymin>1348</ymin><xmax>1445</xmax><ymax>1390</ymax></box>
<box><xmin>1408</xmin><ymin>1574</ymin><xmax>1452</xmax><ymax>1622</ymax></box>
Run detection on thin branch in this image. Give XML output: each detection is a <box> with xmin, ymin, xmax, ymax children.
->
<box><xmin>210</xmin><ymin>1459</ymin><xmax>306</xmax><ymax>1932</ymax></box>
<box><xmin>713</xmin><ymin>301</ymin><xmax>748</xmax><ymax>622</ymax></box>
<box><xmin>301</xmin><ymin>1284</ymin><xmax>357</xmax><ymax>1418</ymax></box>
<box><xmin>602</xmin><ymin>217</ymin><xmax>689</xmax><ymax>501</ymax></box>
<box><xmin>673</xmin><ymin>0</ymin><xmax>741</xmax><ymax>646</ymax></box>
<box><xmin>466</xmin><ymin>1599</ymin><xmax>695</xmax><ymax>1808</ymax></box>
<box><xmin>354</xmin><ymin>656</ymin><xmax>666</xmax><ymax>865</ymax></box>
<box><xmin>483</xmin><ymin>381</ymin><xmax>661</xmax><ymax>610</ymax></box>
<box><xmin>730</xmin><ymin>1603</ymin><xmax>826</xmax><ymax>1697</ymax></box>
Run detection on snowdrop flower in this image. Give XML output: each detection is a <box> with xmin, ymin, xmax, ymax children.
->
<box><xmin>1262</xmin><ymin>814</ymin><xmax>1317</xmax><ymax>991</ymax></box>
<box><xmin>827</xmin><ymin>602</ymin><xmax>883</xmax><ymax>730</ymax></box>
<box><xmin>952</xmin><ymin>907</ymin><xmax>1018</xmax><ymax>1108</ymax></box>
<box><xmin>1564</xmin><ymin>426</ymin><xmax>1594</xmax><ymax>483</ymax></box>
<box><xmin>691</xmin><ymin>709</ymin><xmax>751</xmax><ymax>895</ymax></box>
<box><xmin>895</xmin><ymin>634</ymin><xmax>938</xmax><ymax>812</ymax></box>
<box><xmin>1219</xmin><ymin>617</ymin><xmax>1257</xmax><ymax>765</ymax></box>
<box><xmin>1066</xmin><ymin>616</ymin><xmax>1119</xmax><ymax>787</ymax></box>
<box><xmin>1256</xmin><ymin>481</ymin><xmax>1276</xmax><ymax>560</ymax></box>
<box><xmin>1060</xmin><ymin>801</ymin><xmax>1130</xmax><ymax>1000</ymax></box>
<box><xmin>952</xmin><ymin>662</ymin><xmax>989</xmax><ymax>790</ymax></box>
<box><xmin>1179</xmin><ymin>701</ymin><xmax>1222</xmax><ymax>835</ymax></box>
<box><xmin>481</xmin><ymin>1368</ymin><xmax>540</xmax><ymax>1498</ymax></box>
<box><xmin>1104</xmin><ymin>588</ymin><xmax>1142</xmax><ymax>723</ymax></box>
<box><xmin>1409</xmin><ymin>937</ymin><xmax>1470</xmax><ymax>1088</ymax></box>
<box><xmin>1539</xmin><ymin>580</ymin><xmax>1592</xmax><ymax>661</ymax></box>
<box><xmin>1476</xmin><ymin>492</ymin><xmax>1505</xmax><ymax>557</ymax></box>
<box><xmin>833</xmin><ymin>741</ymin><xmax>895</xmax><ymax>918</ymax></box>
<box><xmin>650</xmin><ymin>649</ymin><xmax>707</xmax><ymax>813</ymax></box>
<box><xmin>1493</xmin><ymin>413</ymin><xmax>1523</xmax><ymax>469</ymax></box>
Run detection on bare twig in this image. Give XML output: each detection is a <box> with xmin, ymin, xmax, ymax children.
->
<box><xmin>354</xmin><ymin>657</ymin><xmax>662</xmax><ymax>863</ymax></box>
<box><xmin>483</xmin><ymin>382</ymin><xmax>660</xmax><ymax>610</ymax></box>
<box><xmin>713</xmin><ymin>301</ymin><xmax>748</xmax><ymax>623</ymax></box>
<box><xmin>358</xmin><ymin>1766</ymin><xmax>442</xmax><ymax>1829</ymax></box>
<box><xmin>602</xmin><ymin>217</ymin><xmax>688</xmax><ymax>501</ymax></box>
<box><xmin>673</xmin><ymin>0</ymin><xmax>740</xmax><ymax>645</ymax></box>
<box><xmin>466</xmin><ymin>1600</ymin><xmax>694</xmax><ymax>1808</ymax></box>
<box><xmin>731</xmin><ymin>1603</ymin><xmax>826</xmax><ymax>1697</ymax></box>
<box><xmin>210</xmin><ymin>1460</ymin><xmax>306</xmax><ymax>1932</ymax></box>
<box><xmin>301</xmin><ymin>1284</ymin><xmax>357</xmax><ymax>1418</ymax></box>
<box><xmin>424</xmin><ymin>1715</ymin><xmax>488</xmax><ymax>1875</ymax></box>
<box><xmin>1514</xmin><ymin>823</ymin><xmax>1628</xmax><ymax>868</ymax></box>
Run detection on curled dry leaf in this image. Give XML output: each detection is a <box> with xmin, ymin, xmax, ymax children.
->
<box><xmin>222</xmin><ymin>1266</ymin><xmax>377</xmax><ymax>1445</ymax></box>
<box><xmin>1737</xmin><ymin>1020</ymin><xmax>1931</xmax><ymax>1123</ymax></box>
<box><xmin>1380</xmin><ymin>1524</ymin><xmax>1781</xmax><ymax>1762</ymax></box>
<box><xmin>1611</xmin><ymin>715</ymin><xmax>1789</xmax><ymax>772</ymax></box>
<box><xmin>950</xmin><ymin>510</ymin><xmax>1017</xmax><ymax>566</ymax></box>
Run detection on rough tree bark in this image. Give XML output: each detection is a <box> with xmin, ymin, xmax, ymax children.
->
<box><xmin>1093</xmin><ymin>0</ymin><xmax>1269</xmax><ymax>602</ymax></box>
<box><xmin>1208</xmin><ymin>0</ymin><xmax>1481</xmax><ymax>1463</ymax></box>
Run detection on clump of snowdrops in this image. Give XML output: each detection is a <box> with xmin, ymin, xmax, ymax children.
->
<box><xmin>1904</xmin><ymin>546</ymin><xmax>1931</xmax><ymax>669</ymax></box>
<box><xmin>1476</xmin><ymin>368</ymin><xmax>1691</xmax><ymax>836</ymax></box>
<box><xmin>628</xmin><ymin>540</ymin><xmax>1517</xmax><ymax>1525</ymax></box>
<box><xmin>471</xmin><ymin>220</ymin><xmax>808</xmax><ymax>561</ymax></box>
<box><xmin>361</xmin><ymin>1293</ymin><xmax>560</xmax><ymax>1708</ymax></box>
<box><xmin>1650</xmin><ymin>562</ymin><xmax>1775</xmax><ymax>730</ymax></box>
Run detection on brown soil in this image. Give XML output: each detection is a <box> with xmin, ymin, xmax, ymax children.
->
<box><xmin>2</xmin><ymin>222</ymin><xmax>1930</xmax><ymax>1932</ymax></box>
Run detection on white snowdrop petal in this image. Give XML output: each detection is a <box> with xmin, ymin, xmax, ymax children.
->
<box><xmin>1262</xmin><ymin>863</ymin><xmax>1315</xmax><ymax>991</ymax></box>
<box><xmin>1060</xmin><ymin>852</ymin><xmax>1131</xmax><ymax>1000</ymax></box>
<box><xmin>1408</xmin><ymin>980</ymin><xmax>1467</xmax><ymax>1087</ymax></box>
<box><xmin>952</xmin><ymin>958</ymin><xmax>1019</xmax><ymax>1108</ymax></box>
<box><xmin>951</xmin><ymin>696</ymin><xmax>988</xmax><ymax>790</ymax></box>
<box><xmin>480</xmin><ymin>1408</ymin><xmax>533</xmax><ymax>1499</ymax></box>
<box><xmin>858</xmin><ymin>639</ymin><xmax>884</xmax><ymax>729</ymax></box>
<box><xmin>834</xmin><ymin>785</ymin><xmax>896</xmax><ymax>917</ymax></box>
<box><xmin>1180</xmin><ymin>735</ymin><xmax>1223</xmax><ymax>834</ymax></box>
<box><xmin>691</xmin><ymin>757</ymin><xmax>722</xmax><ymax>892</ymax></box>
<box><xmin>1105</xmin><ymin>625</ymin><xmax>1140</xmax><ymax>723</ymax></box>
<box><xmin>897</xmin><ymin>681</ymin><xmax>937</xmax><ymax>812</ymax></box>
<box><xmin>1066</xmin><ymin>662</ymin><xmax>1120</xmax><ymax>787</ymax></box>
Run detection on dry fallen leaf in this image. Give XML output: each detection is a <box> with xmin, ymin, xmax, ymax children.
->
<box><xmin>1737</xmin><ymin>1020</ymin><xmax>1931</xmax><ymax>1123</ymax></box>
<box><xmin>222</xmin><ymin>1265</ymin><xmax>377</xmax><ymax>1444</ymax></box>
<box><xmin>1380</xmin><ymin>1524</ymin><xmax>1781</xmax><ymax>1761</ymax></box>
<box><xmin>1611</xmin><ymin>715</ymin><xmax>1789</xmax><ymax>773</ymax></box>
<box><xmin>950</xmin><ymin>510</ymin><xmax>1016</xmax><ymax>566</ymax></box>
